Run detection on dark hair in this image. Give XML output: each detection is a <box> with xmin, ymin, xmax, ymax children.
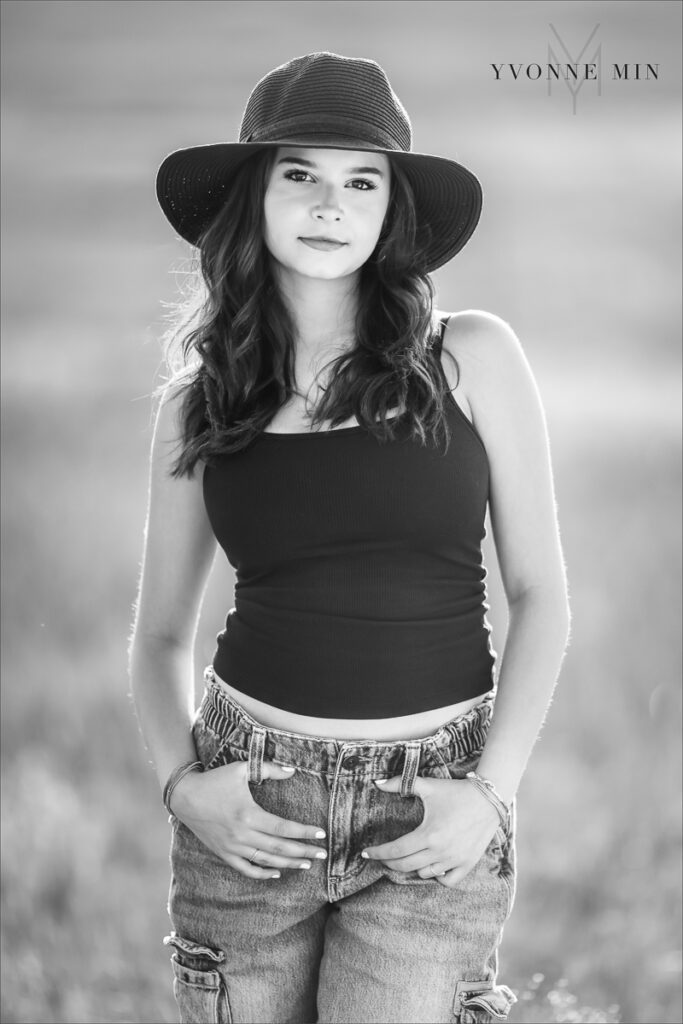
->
<box><xmin>159</xmin><ymin>149</ymin><xmax>456</xmax><ymax>477</ymax></box>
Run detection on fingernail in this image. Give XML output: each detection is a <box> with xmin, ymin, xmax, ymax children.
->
<box><xmin>281</xmin><ymin>766</ymin><xmax>296</xmax><ymax>773</ymax></box>
<box><xmin>375</xmin><ymin>779</ymin><xmax>388</xmax><ymax>786</ymax></box>
<box><xmin>300</xmin><ymin>862</ymin><xmax>311</xmax><ymax>870</ymax></box>
<box><xmin>270</xmin><ymin>872</ymin><xmax>281</xmax><ymax>878</ymax></box>
<box><xmin>315</xmin><ymin>850</ymin><xmax>327</xmax><ymax>859</ymax></box>
<box><xmin>361</xmin><ymin>851</ymin><xmax>369</xmax><ymax>859</ymax></box>
<box><xmin>315</xmin><ymin>829</ymin><xmax>326</xmax><ymax>838</ymax></box>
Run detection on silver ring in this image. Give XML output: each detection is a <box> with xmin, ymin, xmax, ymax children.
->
<box><xmin>249</xmin><ymin>848</ymin><xmax>262</xmax><ymax>864</ymax></box>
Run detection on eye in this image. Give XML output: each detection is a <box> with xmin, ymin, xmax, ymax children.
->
<box><xmin>283</xmin><ymin>169</ymin><xmax>313</xmax><ymax>183</ymax></box>
<box><xmin>347</xmin><ymin>178</ymin><xmax>377</xmax><ymax>191</ymax></box>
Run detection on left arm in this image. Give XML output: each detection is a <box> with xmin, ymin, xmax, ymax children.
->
<box><xmin>457</xmin><ymin>311</ymin><xmax>571</xmax><ymax>803</ymax></box>
<box><xmin>362</xmin><ymin>312</ymin><xmax>570</xmax><ymax>882</ymax></box>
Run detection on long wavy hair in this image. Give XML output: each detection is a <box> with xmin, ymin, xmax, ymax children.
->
<box><xmin>160</xmin><ymin>148</ymin><xmax>457</xmax><ymax>478</ymax></box>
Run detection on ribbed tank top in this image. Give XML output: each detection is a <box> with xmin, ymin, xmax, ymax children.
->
<box><xmin>202</xmin><ymin>319</ymin><xmax>496</xmax><ymax>717</ymax></box>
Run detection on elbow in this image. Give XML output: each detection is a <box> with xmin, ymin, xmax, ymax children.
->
<box><xmin>556</xmin><ymin>595</ymin><xmax>572</xmax><ymax>649</ymax></box>
<box><xmin>127</xmin><ymin>626</ymin><xmax>193</xmax><ymax>686</ymax></box>
<box><xmin>128</xmin><ymin>602</ymin><xmax>195</xmax><ymax>657</ymax></box>
<box><xmin>508</xmin><ymin>580</ymin><xmax>572</xmax><ymax>643</ymax></box>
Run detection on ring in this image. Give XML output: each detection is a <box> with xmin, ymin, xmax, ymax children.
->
<box><xmin>427</xmin><ymin>863</ymin><xmax>445</xmax><ymax>877</ymax></box>
<box><xmin>249</xmin><ymin>848</ymin><xmax>262</xmax><ymax>864</ymax></box>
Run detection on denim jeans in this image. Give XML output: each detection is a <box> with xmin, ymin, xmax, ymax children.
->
<box><xmin>165</xmin><ymin>667</ymin><xmax>517</xmax><ymax>1024</ymax></box>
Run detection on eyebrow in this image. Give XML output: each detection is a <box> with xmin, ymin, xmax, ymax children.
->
<box><xmin>276</xmin><ymin>156</ymin><xmax>385</xmax><ymax>178</ymax></box>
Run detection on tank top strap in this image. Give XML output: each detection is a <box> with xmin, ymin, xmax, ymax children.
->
<box><xmin>434</xmin><ymin>313</ymin><xmax>453</xmax><ymax>357</ymax></box>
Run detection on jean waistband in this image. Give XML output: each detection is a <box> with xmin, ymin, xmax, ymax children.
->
<box><xmin>198</xmin><ymin>666</ymin><xmax>494</xmax><ymax>791</ymax></box>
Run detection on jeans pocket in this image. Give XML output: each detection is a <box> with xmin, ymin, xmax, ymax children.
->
<box><xmin>375</xmin><ymin>792</ymin><xmax>436</xmax><ymax>886</ymax></box>
<box><xmin>192</xmin><ymin>715</ymin><xmax>245</xmax><ymax>773</ymax></box>
<box><xmin>492</xmin><ymin>801</ymin><xmax>516</xmax><ymax>913</ymax></box>
<box><xmin>164</xmin><ymin>933</ymin><xmax>231</xmax><ymax>1024</ymax></box>
<box><xmin>478</xmin><ymin>807</ymin><xmax>516</xmax><ymax>921</ymax></box>
<box><xmin>434</xmin><ymin>748</ymin><xmax>484</xmax><ymax>782</ymax></box>
<box><xmin>384</xmin><ymin>867</ymin><xmax>436</xmax><ymax>886</ymax></box>
<box><xmin>454</xmin><ymin>980</ymin><xmax>517</xmax><ymax>1022</ymax></box>
<box><xmin>436</xmin><ymin>748</ymin><xmax>516</xmax><ymax>880</ymax></box>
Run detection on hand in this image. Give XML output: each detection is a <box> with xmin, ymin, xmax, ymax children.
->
<box><xmin>361</xmin><ymin>775</ymin><xmax>501</xmax><ymax>887</ymax></box>
<box><xmin>170</xmin><ymin>760</ymin><xmax>328</xmax><ymax>880</ymax></box>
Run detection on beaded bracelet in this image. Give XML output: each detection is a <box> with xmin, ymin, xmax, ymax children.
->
<box><xmin>464</xmin><ymin>771</ymin><xmax>511</xmax><ymax>832</ymax></box>
<box><xmin>162</xmin><ymin>759</ymin><xmax>203</xmax><ymax>815</ymax></box>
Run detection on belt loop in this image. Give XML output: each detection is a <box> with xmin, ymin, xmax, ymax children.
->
<box><xmin>400</xmin><ymin>741</ymin><xmax>422</xmax><ymax>798</ymax></box>
<box><xmin>248</xmin><ymin>726</ymin><xmax>267</xmax><ymax>786</ymax></box>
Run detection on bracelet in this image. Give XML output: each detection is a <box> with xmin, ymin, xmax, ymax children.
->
<box><xmin>162</xmin><ymin>759</ymin><xmax>203</xmax><ymax>815</ymax></box>
<box><xmin>464</xmin><ymin>771</ymin><xmax>511</xmax><ymax>831</ymax></box>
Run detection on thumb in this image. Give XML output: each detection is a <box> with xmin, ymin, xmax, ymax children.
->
<box><xmin>261</xmin><ymin>760</ymin><xmax>298</xmax><ymax>780</ymax></box>
<box><xmin>373</xmin><ymin>775</ymin><xmax>404</xmax><ymax>794</ymax></box>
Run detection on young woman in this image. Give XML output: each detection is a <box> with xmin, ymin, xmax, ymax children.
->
<box><xmin>129</xmin><ymin>52</ymin><xmax>570</xmax><ymax>1024</ymax></box>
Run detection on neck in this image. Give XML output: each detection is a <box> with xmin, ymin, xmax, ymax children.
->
<box><xmin>273</xmin><ymin>264</ymin><xmax>360</xmax><ymax>354</ymax></box>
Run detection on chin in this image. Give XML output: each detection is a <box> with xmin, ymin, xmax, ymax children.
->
<box><xmin>311</xmin><ymin>266</ymin><xmax>359</xmax><ymax>280</ymax></box>
<box><xmin>295</xmin><ymin>261</ymin><xmax>362</xmax><ymax>281</ymax></box>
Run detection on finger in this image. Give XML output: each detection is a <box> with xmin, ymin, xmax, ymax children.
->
<box><xmin>260</xmin><ymin>760</ymin><xmax>299</xmax><ymax>781</ymax></box>
<box><xmin>416</xmin><ymin>861</ymin><xmax>449</xmax><ymax>879</ymax></box>
<box><xmin>225</xmin><ymin>855</ymin><xmax>282</xmax><ymax>881</ymax></box>
<box><xmin>254</xmin><ymin>805</ymin><xmax>327</xmax><ymax>844</ymax></box>
<box><xmin>245</xmin><ymin>850</ymin><xmax>314</xmax><ymax>871</ymax></box>
<box><xmin>436</xmin><ymin>864</ymin><xmax>470</xmax><ymax>888</ymax></box>
<box><xmin>374</xmin><ymin>775</ymin><xmax>427</xmax><ymax>796</ymax></box>
<box><xmin>376</xmin><ymin>849</ymin><xmax>440</xmax><ymax>873</ymax></box>
<box><xmin>256</xmin><ymin>839</ymin><xmax>329</xmax><ymax>864</ymax></box>
<box><xmin>361</xmin><ymin>831</ymin><xmax>426</xmax><ymax>862</ymax></box>
<box><xmin>373</xmin><ymin>775</ymin><xmax>403</xmax><ymax>794</ymax></box>
<box><xmin>239</xmin><ymin>835</ymin><xmax>328</xmax><ymax>867</ymax></box>
<box><xmin>235</xmin><ymin>844</ymin><xmax>320</xmax><ymax>871</ymax></box>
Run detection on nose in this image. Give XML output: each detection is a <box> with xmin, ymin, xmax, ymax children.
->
<box><xmin>313</xmin><ymin>184</ymin><xmax>343</xmax><ymax>222</ymax></box>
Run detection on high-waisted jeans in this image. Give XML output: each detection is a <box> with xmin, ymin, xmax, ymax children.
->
<box><xmin>165</xmin><ymin>667</ymin><xmax>517</xmax><ymax>1024</ymax></box>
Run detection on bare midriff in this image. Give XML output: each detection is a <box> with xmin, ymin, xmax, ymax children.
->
<box><xmin>212</xmin><ymin>671</ymin><xmax>488</xmax><ymax>741</ymax></box>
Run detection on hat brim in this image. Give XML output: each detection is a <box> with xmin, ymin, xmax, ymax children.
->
<box><xmin>155</xmin><ymin>139</ymin><xmax>482</xmax><ymax>274</ymax></box>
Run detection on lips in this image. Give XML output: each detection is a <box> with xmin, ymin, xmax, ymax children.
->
<box><xmin>299</xmin><ymin>237</ymin><xmax>348</xmax><ymax>252</ymax></box>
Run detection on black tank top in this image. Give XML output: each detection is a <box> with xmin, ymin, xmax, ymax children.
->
<box><xmin>202</xmin><ymin>317</ymin><xmax>495</xmax><ymax>717</ymax></box>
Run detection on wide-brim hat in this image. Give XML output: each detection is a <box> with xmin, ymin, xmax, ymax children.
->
<box><xmin>156</xmin><ymin>52</ymin><xmax>483</xmax><ymax>274</ymax></box>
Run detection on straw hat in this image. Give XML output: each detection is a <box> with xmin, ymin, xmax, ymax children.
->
<box><xmin>156</xmin><ymin>51</ymin><xmax>482</xmax><ymax>272</ymax></box>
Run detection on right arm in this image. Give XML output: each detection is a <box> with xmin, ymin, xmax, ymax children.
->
<box><xmin>128</xmin><ymin>382</ymin><xmax>218</xmax><ymax>788</ymax></box>
<box><xmin>128</xmin><ymin>384</ymin><xmax>327</xmax><ymax>878</ymax></box>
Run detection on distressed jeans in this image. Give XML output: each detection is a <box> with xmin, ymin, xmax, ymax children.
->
<box><xmin>165</xmin><ymin>667</ymin><xmax>517</xmax><ymax>1024</ymax></box>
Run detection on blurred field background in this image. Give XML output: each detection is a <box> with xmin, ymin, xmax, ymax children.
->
<box><xmin>1</xmin><ymin>2</ymin><xmax>681</xmax><ymax>1022</ymax></box>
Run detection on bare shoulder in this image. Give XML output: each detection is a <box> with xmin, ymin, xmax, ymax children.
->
<box><xmin>438</xmin><ymin>314</ymin><xmax>565</xmax><ymax>603</ymax></box>
<box><xmin>151</xmin><ymin>371</ymin><xmax>209</xmax><ymax>485</ymax></box>
<box><xmin>136</xmin><ymin>373</ymin><xmax>216</xmax><ymax>647</ymax></box>
<box><xmin>439</xmin><ymin>309</ymin><xmax>537</xmax><ymax>407</ymax></box>
<box><xmin>441</xmin><ymin>310</ymin><xmax>526</xmax><ymax>374</ymax></box>
<box><xmin>151</xmin><ymin>374</ymin><xmax>191</xmax><ymax>457</ymax></box>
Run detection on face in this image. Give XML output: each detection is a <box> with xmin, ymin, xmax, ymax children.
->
<box><xmin>263</xmin><ymin>147</ymin><xmax>391</xmax><ymax>283</ymax></box>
